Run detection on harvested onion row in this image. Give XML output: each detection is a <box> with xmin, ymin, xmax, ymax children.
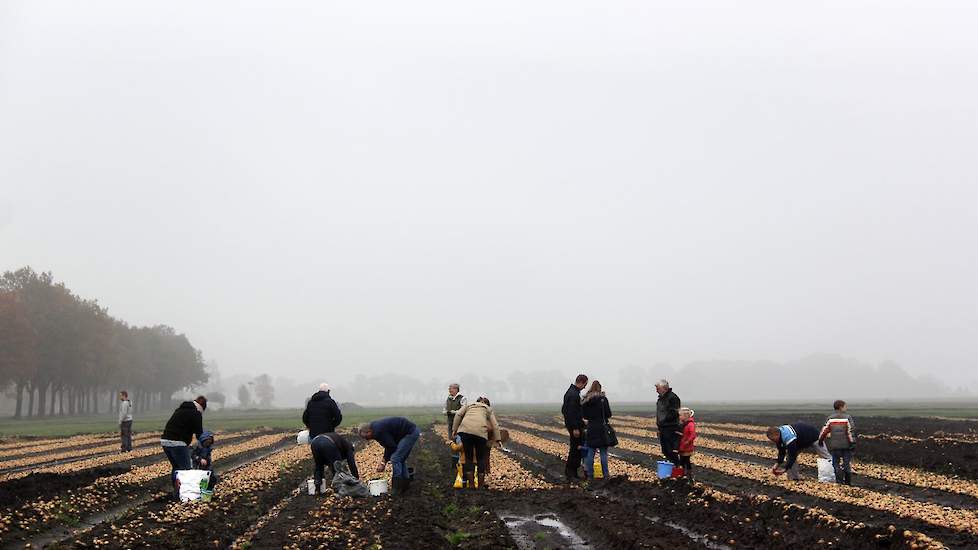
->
<box><xmin>0</xmin><ymin>432</ymin><xmax>283</xmax><ymax>538</ymax></box>
<box><xmin>508</xmin><ymin>429</ymin><xmax>946</xmax><ymax>550</ymax></box>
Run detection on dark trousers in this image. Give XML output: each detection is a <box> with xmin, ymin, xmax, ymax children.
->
<box><xmin>658</xmin><ymin>426</ymin><xmax>680</xmax><ymax>465</ymax></box>
<box><xmin>566</xmin><ymin>428</ymin><xmax>583</xmax><ymax>479</ymax></box>
<box><xmin>679</xmin><ymin>455</ymin><xmax>693</xmax><ymax>477</ymax></box>
<box><xmin>120</xmin><ymin>421</ymin><xmax>133</xmax><ymax>451</ymax></box>
<box><xmin>311</xmin><ymin>435</ymin><xmax>342</xmax><ymax>490</ymax></box>
<box><xmin>447</xmin><ymin>414</ymin><xmax>456</xmax><ymax>438</ymax></box>
<box><xmin>459</xmin><ymin>432</ymin><xmax>489</xmax><ymax>472</ymax></box>
<box><xmin>831</xmin><ymin>449</ymin><xmax>853</xmax><ymax>485</ymax></box>
<box><xmin>162</xmin><ymin>445</ymin><xmax>192</xmax><ymax>497</ymax></box>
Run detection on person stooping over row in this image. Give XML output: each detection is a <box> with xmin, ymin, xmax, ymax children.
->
<box><xmin>451</xmin><ymin>396</ymin><xmax>501</xmax><ymax>489</ymax></box>
<box><xmin>303</xmin><ymin>383</ymin><xmax>343</xmax><ymax>438</ymax></box>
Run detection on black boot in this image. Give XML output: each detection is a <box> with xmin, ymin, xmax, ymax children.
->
<box><xmin>462</xmin><ymin>464</ymin><xmax>475</xmax><ymax>488</ymax></box>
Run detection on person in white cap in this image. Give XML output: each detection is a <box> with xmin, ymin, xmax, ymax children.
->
<box><xmin>302</xmin><ymin>383</ymin><xmax>343</xmax><ymax>438</ymax></box>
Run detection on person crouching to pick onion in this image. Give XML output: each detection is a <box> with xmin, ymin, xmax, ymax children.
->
<box><xmin>766</xmin><ymin>422</ymin><xmax>831</xmax><ymax>480</ymax></box>
<box><xmin>358</xmin><ymin>417</ymin><xmax>420</xmax><ymax>495</ymax></box>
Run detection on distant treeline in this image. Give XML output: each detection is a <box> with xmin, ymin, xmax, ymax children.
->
<box><xmin>0</xmin><ymin>267</ymin><xmax>207</xmax><ymax>418</ymax></box>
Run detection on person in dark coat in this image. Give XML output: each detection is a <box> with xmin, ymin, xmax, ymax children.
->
<box><xmin>160</xmin><ymin>395</ymin><xmax>206</xmax><ymax>498</ymax></box>
<box><xmin>767</xmin><ymin>422</ymin><xmax>832</xmax><ymax>480</ymax></box>
<box><xmin>655</xmin><ymin>379</ymin><xmax>681</xmax><ymax>465</ymax></box>
<box><xmin>561</xmin><ymin>374</ymin><xmax>588</xmax><ymax>482</ymax></box>
<box><xmin>359</xmin><ymin>417</ymin><xmax>420</xmax><ymax>495</ymax></box>
<box><xmin>581</xmin><ymin>380</ymin><xmax>613</xmax><ymax>480</ymax></box>
<box><xmin>302</xmin><ymin>383</ymin><xmax>343</xmax><ymax>438</ymax></box>
<box><xmin>310</xmin><ymin>432</ymin><xmax>359</xmax><ymax>493</ymax></box>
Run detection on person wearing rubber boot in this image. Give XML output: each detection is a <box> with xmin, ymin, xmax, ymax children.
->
<box><xmin>561</xmin><ymin>374</ymin><xmax>588</xmax><ymax>482</ymax></box>
<box><xmin>359</xmin><ymin>417</ymin><xmax>420</xmax><ymax>495</ymax></box>
<box><xmin>451</xmin><ymin>397</ymin><xmax>501</xmax><ymax>489</ymax></box>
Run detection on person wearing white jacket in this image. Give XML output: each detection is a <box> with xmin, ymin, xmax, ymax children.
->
<box><xmin>118</xmin><ymin>391</ymin><xmax>133</xmax><ymax>452</ymax></box>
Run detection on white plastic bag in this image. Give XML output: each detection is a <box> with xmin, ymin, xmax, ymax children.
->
<box><xmin>297</xmin><ymin>430</ymin><xmax>310</xmax><ymax>445</ymax></box>
<box><xmin>176</xmin><ymin>470</ymin><xmax>211</xmax><ymax>502</ymax></box>
<box><xmin>817</xmin><ymin>458</ymin><xmax>835</xmax><ymax>482</ymax></box>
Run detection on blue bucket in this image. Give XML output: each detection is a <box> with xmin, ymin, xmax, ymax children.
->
<box><xmin>656</xmin><ymin>460</ymin><xmax>674</xmax><ymax>479</ymax></box>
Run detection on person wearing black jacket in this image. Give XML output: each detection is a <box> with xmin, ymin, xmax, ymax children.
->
<box><xmin>655</xmin><ymin>380</ymin><xmax>681</xmax><ymax>465</ymax></box>
<box><xmin>561</xmin><ymin>374</ymin><xmax>588</xmax><ymax>481</ymax></box>
<box><xmin>160</xmin><ymin>395</ymin><xmax>206</xmax><ymax>498</ymax></box>
<box><xmin>303</xmin><ymin>383</ymin><xmax>343</xmax><ymax>438</ymax></box>
<box><xmin>581</xmin><ymin>380</ymin><xmax>613</xmax><ymax>480</ymax></box>
<box><xmin>310</xmin><ymin>432</ymin><xmax>359</xmax><ymax>493</ymax></box>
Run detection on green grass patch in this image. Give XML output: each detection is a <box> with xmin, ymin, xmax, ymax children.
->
<box><xmin>445</xmin><ymin>531</ymin><xmax>473</xmax><ymax>545</ymax></box>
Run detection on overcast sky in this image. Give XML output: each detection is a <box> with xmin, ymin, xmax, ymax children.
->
<box><xmin>2</xmin><ymin>1</ymin><xmax>976</xmax><ymax>390</ymax></box>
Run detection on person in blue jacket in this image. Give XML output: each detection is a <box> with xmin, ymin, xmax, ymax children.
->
<box><xmin>358</xmin><ymin>417</ymin><xmax>420</xmax><ymax>495</ymax></box>
<box><xmin>192</xmin><ymin>430</ymin><xmax>218</xmax><ymax>489</ymax></box>
<box><xmin>766</xmin><ymin>422</ymin><xmax>831</xmax><ymax>480</ymax></box>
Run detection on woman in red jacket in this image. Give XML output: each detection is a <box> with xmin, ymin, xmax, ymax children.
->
<box><xmin>677</xmin><ymin>407</ymin><xmax>696</xmax><ymax>481</ymax></box>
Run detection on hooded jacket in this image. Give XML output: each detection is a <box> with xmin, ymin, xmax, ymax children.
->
<box><xmin>302</xmin><ymin>390</ymin><xmax>343</xmax><ymax>438</ymax></box>
<box><xmin>561</xmin><ymin>384</ymin><xmax>584</xmax><ymax>431</ymax></box>
<box><xmin>162</xmin><ymin>401</ymin><xmax>203</xmax><ymax>445</ymax></box>
<box><xmin>193</xmin><ymin>430</ymin><xmax>215</xmax><ymax>469</ymax></box>
<box><xmin>581</xmin><ymin>391</ymin><xmax>613</xmax><ymax>448</ymax></box>
<box><xmin>451</xmin><ymin>402</ymin><xmax>501</xmax><ymax>442</ymax></box>
<box><xmin>656</xmin><ymin>389</ymin><xmax>681</xmax><ymax>429</ymax></box>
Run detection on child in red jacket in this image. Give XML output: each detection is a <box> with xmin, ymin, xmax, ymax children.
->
<box><xmin>677</xmin><ymin>408</ymin><xmax>696</xmax><ymax>480</ymax></box>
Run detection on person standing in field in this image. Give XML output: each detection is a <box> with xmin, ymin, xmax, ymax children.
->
<box><xmin>561</xmin><ymin>374</ymin><xmax>588</xmax><ymax>482</ymax></box>
<box><xmin>655</xmin><ymin>379</ymin><xmax>682</xmax><ymax>465</ymax></box>
<box><xmin>160</xmin><ymin>395</ymin><xmax>207</xmax><ymax>499</ymax></box>
<box><xmin>443</xmin><ymin>383</ymin><xmax>467</xmax><ymax>438</ymax></box>
<box><xmin>302</xmin><ymin>383</ymin><xmax>343</xmax><ymax>437</ymax></box>
<box><xmin>819</xmin><ymin>400</ymin><xmax>856</xmax><ymax>485</ymax></box>
<box><xmin>359</xmin><ymin>417</ymin><xmax>421</xmax><ymax>495</ymax></box>
<box><xmin>118</xmin><ymin>390</ymin><xmax>133</xmax><ymax>453</ymax></box>
<box><xmin>451</xmin><ymin>396</ymin><xmax>501</xmax><ymax>489</ymax></box>
<box><xmin>767</xmin><ymin>422</ymin><xmax>831</xmax><ymax>480</ymax></box>
<box><xmin>580</xmin><ymin>380</ymin><xmax>613</xmax><ymax>481</ymax></box>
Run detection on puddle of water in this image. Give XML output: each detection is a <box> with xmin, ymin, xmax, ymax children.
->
<box><xmin>643</xmin><ymin>515</ymin><xmax>732</xmax><ymax>550</ymax></box>
<box><xmin>498</xmin><ymin>511</ymin><xmax>589</xmax><ymax>549</ymax></box>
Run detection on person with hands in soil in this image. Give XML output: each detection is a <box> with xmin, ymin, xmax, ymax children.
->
<box><xmin>767</xmin><ymin>422</ymin><xmax>832</xmax><ymax>480</ymax></box>
<box><xmin>192</xmin><ymin>430</ymin><xmax>219</xmax><ymax>489</ymax></box>
<box><xmin>310</xmin><ymin>432</ymin><xmax>359</xmax><ymax>494</ymax></box>
<box><xmin>451</xmin><ymin>396</ymin><xmax>502</xmax><ymax>489</ymax></box>
<box><xmin>580</xmin><ymin>380</ymin><xmax>613</xmax><ymax>482</ymax></box>
<box><xmin>655</xmin><ymin>379</ymin><xmax>682</xmax><ymax>465</ymax></box>
<box><xmin>160</xmin><ymin>395</ymin><xmax>207</xmax><ymax>500</ymax></box>
<box><xmin>562</xmin><ymin>374</ymin><xmax>589</xmax><ymax>482</ymax></box>
<box><xmin>359</xmin><ymin>417</ymin><xmax>421</xmax><ymax>495</ymax></box>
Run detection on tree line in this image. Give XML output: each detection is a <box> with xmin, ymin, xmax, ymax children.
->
<box><xmin>0</xmin><ymin>267</ymin><xmax>207</xmax><ymax>418</ymax></box>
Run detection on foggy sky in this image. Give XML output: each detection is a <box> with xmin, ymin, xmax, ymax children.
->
<box><xmin>2</xmin><ymin>1</ymin><xmax>977</xmax><ymax>392</ymax></box>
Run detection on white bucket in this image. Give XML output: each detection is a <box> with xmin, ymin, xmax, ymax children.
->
<box><xmin>297</xmin><ymin>430</ymin><xmax>310</xmax><ymax>445</ymax></box>
<box><xmin>368</xmin><ymin>479</ymin><xmax>388</xmax><ymax>496</ymax></box>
